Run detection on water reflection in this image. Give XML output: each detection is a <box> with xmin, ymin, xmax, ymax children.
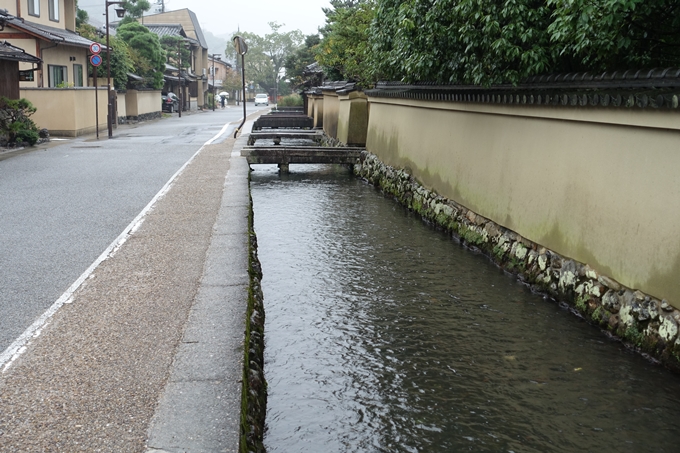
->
<box><xmin>251</xmin><ymin>164</ymin><xmax>680</xmax><ymax>453</ymax></box>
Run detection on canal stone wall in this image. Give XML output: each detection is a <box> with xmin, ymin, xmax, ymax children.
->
<box><xmin>355</xmin><ymin>151</ymin><xmax>680</xmax><ymax>371</ymax></box>
<box><xmin>241</xmin><ymin>198</ymin><xmax>267</xmax><ymax>452</ymax></box>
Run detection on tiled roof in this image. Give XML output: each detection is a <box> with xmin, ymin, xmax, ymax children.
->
<box><xmin>184</xmin><ymin>36</ymin><xmax>200</xmax><ymax>47</ymax></box>
<box><xmin>303</xmin><ymin>62</ymin><xmax>322</xmax><ymax>75</ymax></box>
<box><xmin>186</xmin><ymin>10</ymin><xmax>207</xmax><ymax>49</ymax></box>
<box><xmin>0</xmin><ymin>11</ymin><xmax>100</xmax><ymax>49</ymax></box>
<box><xmin>144</xmin><ymin>23</ymin><xmax>199</xmax><ymax>49</ymax></box>
<box><xmin>139</xmin><ymin>10</ymin><xmax>208</xmax><ymax>50</ymax></box>
<box><xmin>0</xmin><ymin>40</ymin><xmax>42</xmax><ymax>63</ymax></box>
<box><xmin>143</xmin><ymin>23</ymin><xmax>187</xmax><ymax>38</ymax></box>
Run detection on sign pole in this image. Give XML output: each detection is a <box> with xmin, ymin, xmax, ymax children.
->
<box><xmin>94</xmin><ymin>66</ymin><xmax>99</xmax><ymax>138</ymax></box>
<box><xmin>89</xmin><ymin>43</ymin><xmax>103</xmax><ymax>139</ymax></box>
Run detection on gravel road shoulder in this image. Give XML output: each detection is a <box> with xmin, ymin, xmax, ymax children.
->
<box><xmin>0</xmin><ymin>137</ymin><xmax>243</xmax><ymax>452</ymax></box>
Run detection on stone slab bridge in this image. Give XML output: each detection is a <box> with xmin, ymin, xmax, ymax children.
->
<box><xmin>241</xmin><ymin>145</ymin><xmax>365</xmax><ymax>173</ymax></box>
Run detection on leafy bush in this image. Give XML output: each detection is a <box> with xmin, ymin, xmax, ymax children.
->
<box><xmin>278</xmin><ymin>94</ymin><xmax>303</xmax><ymax>106</ymax></box>
<box><xmin>319</xmin><ymin>0</ymin><xmax>680</xmax><ymax>87</ymax></box>
<box><xmin>15</xmin><ymin>128</ymin><xmax>40</xmax><ymax>145</ymax></box>
<box><xmin>0</xmin><ymin>97</ymin><xmax>40</xmax><ymax>146</ymax></box>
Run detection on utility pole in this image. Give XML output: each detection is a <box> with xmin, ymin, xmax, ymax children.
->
<box><xmin>211</xmin><ymin>54</ymin><xmax>217</xmax><ymax>111</ymax></box>
<box><xmin>105</xmin><ymin>1</ymin><xmax>126</xmax><ymax>138</ymax></box>
<box><xmin>178</xmin><ymin>38</ymin><xmax>182</xmax><ymax>118</ymax></box>
<box><xmin>232</xmin><ymin>35</ymin><xmax>248</xmax><ymax>138</ymax></box>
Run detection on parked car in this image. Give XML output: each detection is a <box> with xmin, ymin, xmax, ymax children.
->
<box><xmin>162</xmin><ymin>92</ymin><xmax>179</xmax><ymax>113</ymax></box>
<box><xmin>254</xmin><ymin>93</ymin><xmax>269</xmax><ymax>106</ymax></box>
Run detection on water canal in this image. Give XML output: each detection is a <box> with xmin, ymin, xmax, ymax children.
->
<box><xmin>250</xmin><ymin>163</ymin><xmax>680</xmax><ymax>453</ymax></box>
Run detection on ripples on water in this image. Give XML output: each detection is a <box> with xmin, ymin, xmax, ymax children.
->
<box><xmin>251</xmin><ymin>164</ymin><xmax>680</xmax><ymax>453</ymax></box>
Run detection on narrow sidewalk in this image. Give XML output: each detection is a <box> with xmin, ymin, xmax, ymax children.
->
<box><xmin>0</xmin><ymin>125</ymin><xmax>253</xmax><ymax>452</ymax></box>
<box><xmin>145</xmin><ymin>130</ymin><xmax>253</xmax><ymax>453</ymax></box>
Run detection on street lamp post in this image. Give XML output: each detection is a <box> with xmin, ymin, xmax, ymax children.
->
<box><xmin>232</xmin><ymin>35</ymin><xmax>248</xmax><ymax>138</ymax></box>
<box><xmin>105</xmin><ymin>1</ymin><xmax>125</xmax><ymax>138</ymax></box>
<box><xmin>177</xmin><ymin>38</ymin><xmax>182</xmax><ymax>118</ymax></box>
<box><xmin>175</xmin><ymin>38</ymin><xmax>190</xmax><ymax>118</ymax></box>
<box><xmin>211</xmin><ymin>53</ymin><xmax>218</xmax><ymax>112</ymax></box>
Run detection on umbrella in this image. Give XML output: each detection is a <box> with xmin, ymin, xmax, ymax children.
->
<box><xmin>218</xmin><ymin>92</ymin><xmax>229</xmax><ymax>97</ymax></box>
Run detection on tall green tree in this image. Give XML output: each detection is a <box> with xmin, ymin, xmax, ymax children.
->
<box><xmin>120</xmin><ymin>0</ymin><xmax>151</xmax><ymax>20</ymax></box>
<box><xmin>117</xmin><ymin>22</ymin><xmax>165</xmax><ymax>89</ymax></box>
<box><xmin>75</xmin><ymin>0</ymin><xmax>88</xmax><ymax>28</ymax></box>
<box><xmin>226</xmin><ymin>23</ymin><xmax>304</xmax><ymax>94</ymax></box>
<box><xmin>159</xmin><ymin>35</ymin><xmax>191</xmax><ymax>70</ymax></box>
<box><xmin>317</xmin><ymin>0</ymin><xmax>376</xmax><ymax>85</ymax></box>
<box><xmin>284</xmin><ymin>34</ymin><xmax>321</xmax><ymax>88</ymax></box>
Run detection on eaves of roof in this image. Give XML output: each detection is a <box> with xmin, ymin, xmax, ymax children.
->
<box><xmin>184</xmin><ymin>36</ymin><xmax>200</xmax><ymax>47</ymax></box>
<box><xmin>144</xmin><ymin>23</ymin><xmax>187</xmax><ymax>39</ymax></box>
<box><xmin>186</xmin><ymin>10</ymin><xmax>208</xmax><ymax>49</ymax></box>
<box><xmin>0</xmin><ymin>40</ymin><xmax>42</xmax><ymax>63</ymax></box>
<box><xmin>0</xmin><ymin>16</ymin><xmax>99</xmax><ymax>49</ymax></box>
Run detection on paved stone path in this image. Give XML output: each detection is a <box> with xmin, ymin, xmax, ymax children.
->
<box><xmin>0</xmin><ymin>130</ymin><xmax>252</xmax><ymax>452</ymax></box>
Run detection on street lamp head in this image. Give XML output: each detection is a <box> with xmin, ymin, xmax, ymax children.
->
<box><xmin>114</xmin><ymin>6</ymin><xmax>125</xmax><ymax>18</ymax></box>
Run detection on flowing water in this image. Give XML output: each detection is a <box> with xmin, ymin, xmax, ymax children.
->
<box><xmin>251</xmin><ymin>164</ymin><xmax>680</xmax><ymax>453</ymax></box>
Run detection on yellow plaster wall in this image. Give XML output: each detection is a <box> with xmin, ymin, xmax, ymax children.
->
<box><xmin>18</xmin><ymin>0</ymin><xmax>69</xmax><ymax>28</ymax></box>
<box><xmin>366</xmin><ymin>97</ymin><xmax>680</xmax><ymax>305</ymax></box>
<box><xmin>116</xmin><ymin>91</ymin><xmax>127</xmax><ymax>119</ymax></box>
<box><xmin>337</xmin><ymin>91</ymin><xmax>368</xmax><ymax>146</ymax></box>
<box><xmin>125</xmin><ymin>90</ymin><xmax>161</xmax><ymax>117</ymax></box>
<box><xmin>21</xmin><ymin>87</ymin><xmax>108</xmax><ymax>136</ymax></box>
<box><xmin>306</xmin><ymin>95</ymin><xmax>314</xmax><ymax>117</ymax></box>
<box><xmin>38</xmin><ymin>43</ymin><xmax>88</xmax><ymax>87</ymax></box>
<box><xmin>322</xmin><ymin>91</ymin><xmax>339</xmax><ymax>139</ymax></box>
<box><xmin>311</xmin><ymin>96</ymin><xmax>324</xmax><ymax>128</ymax></box>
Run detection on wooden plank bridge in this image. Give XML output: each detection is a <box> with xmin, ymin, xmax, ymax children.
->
<box><xmin>244</xmin><ymin>112</ymin><xmax>365</xmax><ymax>173</ymax></box>
<box><xmin>241</xmin><ymin>145</ymin><xmax>365</xmax><ymax>173</ymax></box>
<box><xmin>247</xmin><ymin>129</ymin><xmax>325</xmax><ymax>145</ymax></box>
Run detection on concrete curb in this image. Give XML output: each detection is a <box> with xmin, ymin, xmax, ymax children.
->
<box><xmin>145</xmin><ymin>123</ymin><xmax>254</xmax><ymax>453</ymax></box>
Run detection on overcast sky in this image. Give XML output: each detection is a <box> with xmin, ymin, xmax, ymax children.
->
<box><xmin>163</xmin><ymin>0</ymin><xmax>331</xmax><ymax>37</ymax></box>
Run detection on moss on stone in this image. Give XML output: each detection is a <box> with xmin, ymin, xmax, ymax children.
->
<box><xmin>591</xmin><ymin>306</ymin><xmax>603</xmax><ymax>324</ymax></box>
<box><xmin>624</xmin><ymin>325</ymin><xmax>644</xmax><ymax>347</ymax></box>
<box><xmin>492</xmin><ymin>245</ymin><xmax>506</xmax><ymax>262</ymax></box>
<box><xmin>240</xmin><ymin>192</ymin><xmax>267</xmax><ymax>453</ymax></box>
<box><xmin>575</xmin><ymin>294</ymin><xmax>589</xmax><ymax>313</ymax></box>
<box><xmin>460</xmin><ymin>227</ymin><xmax>484</xmax><ymax>246</ymax></box>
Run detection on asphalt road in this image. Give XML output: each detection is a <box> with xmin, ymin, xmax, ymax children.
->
<box><xmin>0</xmin><ymin>104</ymin><xmax>264</xmax><ymax>354</ymax></box>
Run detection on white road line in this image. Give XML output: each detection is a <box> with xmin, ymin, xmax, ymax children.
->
<box><xmin>0</xmin><ymin>122</ymin><xmax>236</xmax><ymax>373</ymax></box>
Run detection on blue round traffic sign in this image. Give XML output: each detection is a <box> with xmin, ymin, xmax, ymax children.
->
<box><xmin>90</xmin><ymin>54</ymin><xmax>103</xmax><ymax>66</ymax></box>
<box><xmin>90</xmin><ymin>42</ymin><xmax>102</xmax><ymax>54</ymax></box>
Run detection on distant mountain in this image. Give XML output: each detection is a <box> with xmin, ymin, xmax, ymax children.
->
<box><xmin>203</xmin><ymin>29</ymin><xmax>231</xmax><ymax>62</ymax></box>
